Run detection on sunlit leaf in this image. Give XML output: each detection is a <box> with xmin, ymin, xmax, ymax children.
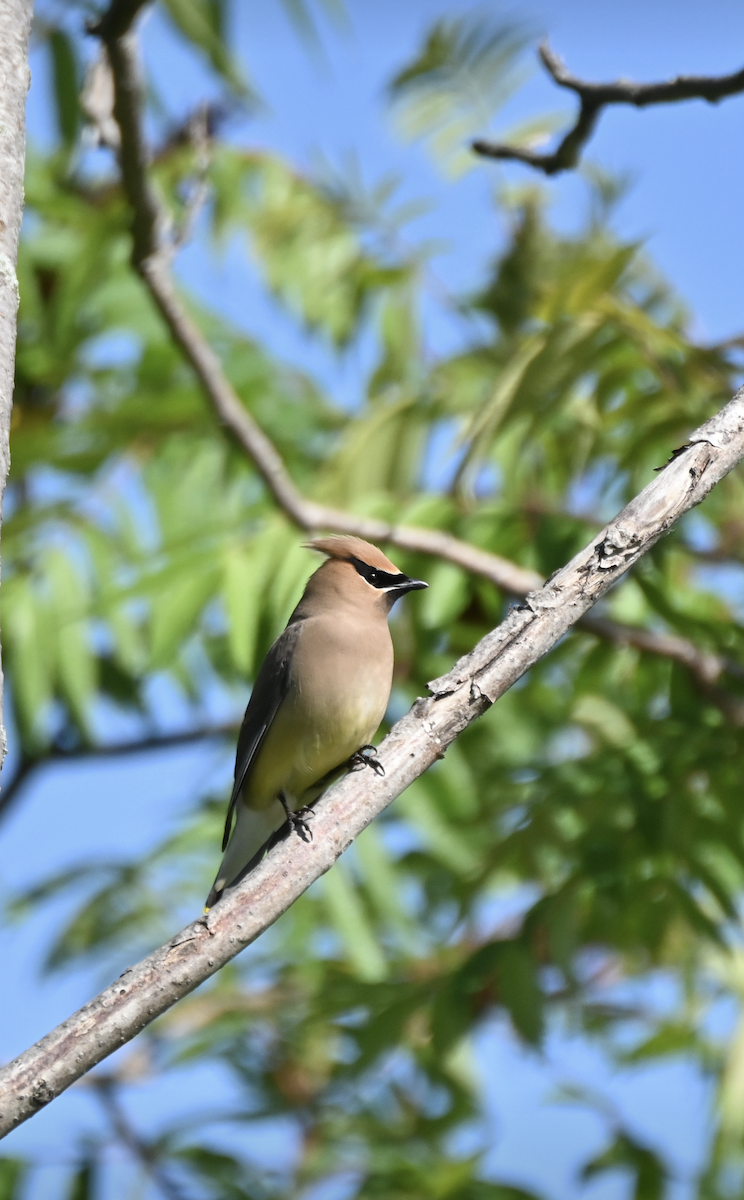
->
<box><xmin>321</xmin><ymin>858</ymin><xmax>388</xmax><ymax>981</ymax></box>
<box><xmin>388</xmin><ymin>13</ymin><xmax>532</xmax><ymax>173</ymax></box>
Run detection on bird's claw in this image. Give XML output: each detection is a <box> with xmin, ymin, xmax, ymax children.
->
<box><xmin>287</xmin><ymin>806</ymin><xmax>314</xmax><ymax>843</ymax></box>
<box><xmin>350</xmin><ymin>744</ymin><xmax>385</xmax><ymax>777</ymax></box>
<box><xmin>279</xmin><ymin>792</ymin><xmax>315</xmax><ymax>843</ymax></box>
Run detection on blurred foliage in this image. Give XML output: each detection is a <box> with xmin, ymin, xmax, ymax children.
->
<box><xmin>5</xmin><ymin>2</ymin><xmax>744</xmax><ymax>1198</ymax></box>
<box><xmin>387</xmin><ymin>12</ymin><xmax>532</xmax><ymax>174</ymax></box>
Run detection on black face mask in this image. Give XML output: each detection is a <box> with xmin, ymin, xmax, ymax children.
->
<box><xmin>349</xmin><ymin>556</ymin><xmax>428</xmax><ymax>598</ymax></box>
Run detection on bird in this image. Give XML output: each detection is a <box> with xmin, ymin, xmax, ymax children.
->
<box><xmin>204</xmin><ymin>535</ymin><xmax>428</xmax><ymax>910</ymax></box>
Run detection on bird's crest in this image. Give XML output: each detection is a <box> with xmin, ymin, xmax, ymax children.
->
<box><xmin>304</xmin><ymin>536</ymin><xmax>400</xmax><ymax>574</ymax></box>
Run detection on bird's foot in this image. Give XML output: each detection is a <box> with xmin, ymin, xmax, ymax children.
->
<box><xmin>280</xmin><ymin>794</ymin><xmax>314</xmax><ymax>843</ymax></box>
<box><xmin>288</xmin><ymin>810</ymin><xmax>314</xmax><ymax>842</ymax></box>
<box><xmin>350</xmin><ymin>744</ymin><xmax>385</xmax><ymax>777</ymax></box>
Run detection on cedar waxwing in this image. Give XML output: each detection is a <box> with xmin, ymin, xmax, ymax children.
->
<box><xmin>205</xmin><ymin>536</ymin><xmax>428</xmax><ymax>909</ymax></box>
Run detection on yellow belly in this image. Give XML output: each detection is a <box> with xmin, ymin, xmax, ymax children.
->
<box><xmin>245</xmin><ymin>685</ymin><xmax>386</xmax><ymax>810</ymax></box>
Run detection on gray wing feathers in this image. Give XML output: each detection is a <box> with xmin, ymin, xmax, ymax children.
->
<box><xmin>221</xmin><ymin>621</ymin><xmax>302</xmax><ymax>851</ymax></box>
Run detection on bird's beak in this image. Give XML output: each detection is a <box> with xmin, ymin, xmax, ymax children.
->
<box><xmin>395</xmin><ymin>576</ymin><xmax>428</xmax><ymax>594</ymax></box>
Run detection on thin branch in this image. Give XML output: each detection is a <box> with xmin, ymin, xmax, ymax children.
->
<box><xmin>473</xmin><ymin>99</ymin><xmax>600</xmax><ymax>176</ymax></box>
<box><xmin>0</xmin><ymin>723</ymin><xmax>239</xmax><ymax>821</ymax></box>
<box><xmin>473</xmin><ymin>41</ymin><xmax>744</xmax><ymax>175</ymax></box>
<box><xmin>2</xmin><ymin>386</ymin><xmax>744</xmax><ymax>1136</ymax></box>
<box><xmin>579</xmin><ymin>614</ymin><xmax>727</xmax><ymax>685</ymax></box>
<box><xmin>540</xmin><ymin>42</ymin><xmax>744</xmax><ymax>107</ymax></box>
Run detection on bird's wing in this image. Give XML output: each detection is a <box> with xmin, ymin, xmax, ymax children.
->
<box><xmin>221</xmin><ymin>620</ymin><xmax>303</xmax><ymax>852</ymax></box>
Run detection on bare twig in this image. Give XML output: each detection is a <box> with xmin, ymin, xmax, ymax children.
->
<box><xmin>2</xmin><ymin>386</ymin><xmax>744</xmax><ymax>1136</ymax></box>
<box><xmin>473</xmin><ymin>41</ymin><xmax>744</xmax><ymax>175</ymax></box>
<box><xmin>0</xmin><ymin>722</ymin><xmax>240</xmax><ymax>821</ymax></box>
<box><xmin>540</xmin><ymin>42</ymin><xmax>744</xmax><ymax>107</ymax></box>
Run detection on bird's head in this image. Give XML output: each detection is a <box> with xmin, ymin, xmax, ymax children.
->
<box><xmin>303</xmin><ymin>536</ymin><xmax>428</xmax><ymax>613</ymax></box>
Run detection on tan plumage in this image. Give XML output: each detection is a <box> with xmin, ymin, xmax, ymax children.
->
<box><xmin>205</xmin><ymin>537</ymin><xmax>427</xmax><ymax>909</ymax></box>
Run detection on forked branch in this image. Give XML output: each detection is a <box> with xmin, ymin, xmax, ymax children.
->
<box><xmin>473</xmin><ymin>42</ymin><xmax>744</xmax><ymax>174</ymax></box>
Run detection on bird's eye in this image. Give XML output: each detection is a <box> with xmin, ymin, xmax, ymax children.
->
<box><xmin>367</xmin><ymin>569</ymin><xmax>378</xmax><ymax>583</ymax></box>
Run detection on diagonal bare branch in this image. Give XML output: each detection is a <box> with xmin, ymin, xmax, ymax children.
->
<box><xmin>2</xmin><ymin>385</ymin><xmax>744</xmax><ymax>1136</ymax></box>
<box><xmin>473</xmin><ymin>41</ymin><xmax>744</xmax><ymax>175</ymax></box>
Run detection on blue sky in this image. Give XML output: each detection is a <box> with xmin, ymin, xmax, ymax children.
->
<box><xmin>3</xmin><ymin>1</ymin><xmax>744</xmax><ymax>1195</ymax></box>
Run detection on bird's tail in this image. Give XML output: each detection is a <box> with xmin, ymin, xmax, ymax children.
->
<box><xmin>204</xmin><ymin>799</ymin><xmax>285</xmax><ymax>911</ymax></box>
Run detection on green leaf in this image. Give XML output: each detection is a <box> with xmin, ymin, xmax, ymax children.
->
<box><xmin>66</xmin><ymin>1160</ymin><xmax>95</xmax><ymax>1200</ymax></box>
<box><xmin>355</xmin><ymin>824</ymin><xmax>419</xmax><ymax>952</ymax></box>
<box><xmin>0</xmin><ymin>1159</ymin><xmax>25</xmax><ymax>1200</ymax></box>
<box><xmin>493</xmin><ymin>940</ymin><xmax>544</xmax><ymax>1045</ymax></box>
<box><xmin>56</xmin><ymin>618</ymin><xmax>96</xmax><ymax>733</ymax></box>
<box><xmin>3</xmin><ymin>577</ymin><xmax>55</xmax><ymax>746</ymax></box>
<box><xmin>419</xmin><ymin>561</ymin><xmax>469</xmax><ymax>629</ymax></box>
<box><xmin>321</xmin><ymin>859</ymin><xmax>388</xmax><ymax>981</ymax></box>
<box><xmin>222</xmin><ymin>546</ymin><xmax>259</xmax><ymax>673</ymax></box>
<box><xmin>149</xmin><ymin>567</ymin><xmax>220</xmax><ymax>668</ymax></box>
<box><xmin>581</xmin><ymin>1132</ymin><xmax>667</xmax><ymax>1200</ymax></box>
<box><xmin>49</xmin><ymin>30</ymin><xmax>81</xmax><ymax>150</ymax></box>
<box><xmin>398</xmin><ymin>779</ymin><xmax>482</xmax><ymax>875</ymax></box>
<box><xmin>388</xmin><ymin>14</ymin><xmax>531</xmax><ymax>173</ymax></box>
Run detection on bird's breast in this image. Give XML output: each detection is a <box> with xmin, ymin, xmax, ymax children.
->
<box><xmin>246</xmin><ymin>612</ymin><xmax>394</xmax><ymax>807</ymax></box>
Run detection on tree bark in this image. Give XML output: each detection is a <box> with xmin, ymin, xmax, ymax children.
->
<box><xmin>1</xmin><ymin>385</ymin><xmax>743</xmax><ymax>1138</ymax></box>
<box><xmin>0</xmin><ymin>0</ymin><xmax>33</xmax><ymax>777</ymax></box>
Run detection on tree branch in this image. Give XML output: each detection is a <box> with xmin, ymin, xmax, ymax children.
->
<box><xmin>2</xmin><ymin>386</ymin><xmax>744</xmax><ymax>1136</ymax></box>
<box><xmin>0</xmin><ymin>722</ymin><xmax>240</xmax><ymax>822</ymax></box>
<box><xmin>92</xmin><ymin>8</ymin><xmax>542</xmax><ymax>598</ymax></box>
<box><xmin>0</xmin><ymin>0</ymin><xmax>33</xmax><ymax>780</ymax></box>
<box><xmin>473</xmin><ymin>41</ymin><xmax>744</xmax><ymax>175</ymax></box>
<box><xmin>86</xmin><ymin>8</ymin><xmax>744</xmax><ymax>723</ymax></box>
